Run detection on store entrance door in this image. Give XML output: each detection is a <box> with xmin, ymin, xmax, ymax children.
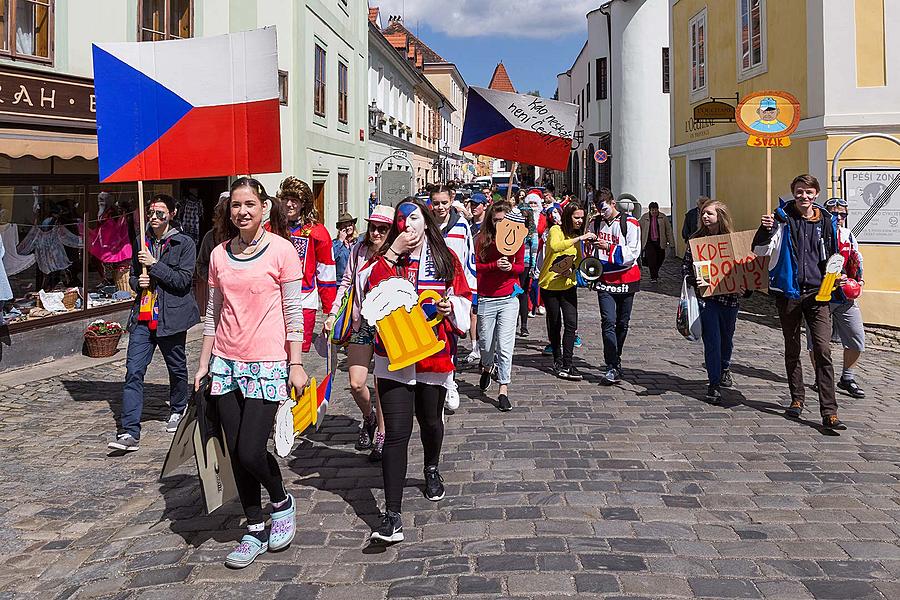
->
<box><xmin>312</xmin><ymin>180</ymin><xmax>325</xmax><ymax>222</ymax></box>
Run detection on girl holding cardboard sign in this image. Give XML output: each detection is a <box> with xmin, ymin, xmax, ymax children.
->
<box><xmin>474</xmin><ymin>201</ymin><xmax>526</xmax><ymax>412</ymax></box>
<box><xmin>364</xmin><ymin>198</ymin><xmax>472</xmax><ymax>545</ymax></box>
<box><xmin>681</xmin><ymin>200</ymin><xmax>751</xmax><ymax>404</ymax></box>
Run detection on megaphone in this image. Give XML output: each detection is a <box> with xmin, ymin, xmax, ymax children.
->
<box><xmin>576</xmin><ymin>256</ymin><xmax>603</xmax><ymax>287</ymax></box>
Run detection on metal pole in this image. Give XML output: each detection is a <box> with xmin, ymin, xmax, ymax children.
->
<box><xmin>831</xmin><ymin>133</ymin><xmax>900</xmax><ymax>198</ymax></box>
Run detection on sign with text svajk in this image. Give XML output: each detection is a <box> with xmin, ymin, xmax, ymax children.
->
<box><xmin>689</xmin><ymin>230</ymin><xmax>769</xmax><ymax>297</ymax></box>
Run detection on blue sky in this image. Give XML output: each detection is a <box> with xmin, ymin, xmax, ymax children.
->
<box><xmin>374</xmin><ymin>0</ymin><xmax>594</xmax><ymax>97</ymax></box>
<box><xmin>409</xmin><ymin>24</ymin><xmax>587</xmax><ymax>97</ymax></box>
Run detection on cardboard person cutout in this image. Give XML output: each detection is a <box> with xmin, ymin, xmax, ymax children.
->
<box><xmin>495</xmin><ymin>209</ymin><xmax>528</xmax><ymax>256</ymax></box>
<box><xmin>361</xmin><ymin>277</ymin><xmax>445</xmax><ymax>371</ymax></box>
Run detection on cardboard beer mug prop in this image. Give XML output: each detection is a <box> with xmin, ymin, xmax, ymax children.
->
<box><xmin>361</xmin><ymin>277</ymin><xmax>445</xmax><ymax>371</ymax></box>
<box><xmin>495</xmin><ymin>210</ymin><xmax>528</xmax><ymax>256</ymax></box>
<box><xmin>816</xmin><ymin>255</ymin><xmax>845</xmax><ymax>302</ymax></box>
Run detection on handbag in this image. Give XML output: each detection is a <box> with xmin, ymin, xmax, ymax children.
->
<box><xmin>330</xmin><ymin>282</ymin><xmax>354</xmax><ymax>346</ymax></box>
<box><xmin>676</xmin><ymin>276</ymin><xmax>702</xmax><ymax>341</ymax></box>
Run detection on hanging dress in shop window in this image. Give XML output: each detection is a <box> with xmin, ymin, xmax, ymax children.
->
<box><xmin>0</xmin><ymin>223</ymin><xmax>36</xmax><ymax>277</ymax></box>
<box><xmin>17</xmin><ymin>220</ymin><xmax>84</xmax><ymax>274</ymax></box>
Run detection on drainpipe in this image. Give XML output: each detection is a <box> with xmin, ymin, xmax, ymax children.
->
<box><xmin>599</xmin><ymin>1</ymin><xmax>613</xmax><ymax>193</ymax></box>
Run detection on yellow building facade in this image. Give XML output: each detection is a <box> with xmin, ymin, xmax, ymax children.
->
<box><xmin>670</xmin><ymin>0</ymin><xmax>900</xmax><ymax>326</ymax></box>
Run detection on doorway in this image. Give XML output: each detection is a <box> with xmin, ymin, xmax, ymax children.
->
<box><xmin>312</xmin><ymin>180</ymin><xmax>325</xmax><ymax>222</ymax></box>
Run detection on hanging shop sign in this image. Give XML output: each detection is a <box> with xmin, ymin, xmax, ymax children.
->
<box><xmin>0</xmin><ymin>65</ymin><xmax>96</xmax><ymax>129</ymax></box>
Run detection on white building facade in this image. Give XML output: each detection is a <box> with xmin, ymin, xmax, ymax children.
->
<box><xmin>556</xmin><ymin>0</ymin><xmax>671</xmax><ymax>212</ymax></box>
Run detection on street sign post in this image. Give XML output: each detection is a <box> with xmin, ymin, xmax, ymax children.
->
<box><xmin>594</xmin><ymin>149</ymin><xmax>608</xmax><ymax>164</ymax></box>
<box><xmin>841</xmin><ymin>167</ymin><xmax>900</xmax><ymax>244</ymax></box>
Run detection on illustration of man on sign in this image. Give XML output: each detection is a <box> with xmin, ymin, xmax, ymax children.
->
<box><xmin>749</xmin><ymin>97</ymin><xmax>788</xmax><ymax>134</ymax></box>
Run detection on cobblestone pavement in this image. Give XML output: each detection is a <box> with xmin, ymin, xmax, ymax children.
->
<box><xmin>1</xmin><ymin>262</ymin><xmax>899</xmax><ymax>599</ymax></box>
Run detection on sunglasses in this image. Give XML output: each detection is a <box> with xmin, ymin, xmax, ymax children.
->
<box><xmin>147</xmin><ymin>209</ymin><xmax>168</xmax><ymax>220</ymax></box>
<box><xmin>826</xmin><ymin>198</ymin><xmax>848</xmax><ymax>207</ymax></box>
<box><xmin>368</xmin><ymin>223</ymin><xmax>390</xmax><ymax>234</ymax></box>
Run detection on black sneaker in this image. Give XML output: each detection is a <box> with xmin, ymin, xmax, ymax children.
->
<box><xmin>479</xmin><ymin>368</ymin><xmax>492</xmax><ymax>392</ymax></box>
<box><xmin>519</xmin><ymin>328</ymin><xmax>529</xmax><ymax>337</ymax></box>
<box><xmin>424</xmin><ymin>466</ymin><xmax>445</xmax><ymax>501</ymax></box>
<box><xmin>108</xmin><ymin>434</ymin><xmax>139</xmax><ymax>452</ymax></box>
<box><xmin>369</xmin><ymin>511</ymin><xmax>403</xmax><ymax>544</ymax></box>
<box><xmin>837</xmin><ymin>378</ymin><xmax>866</xmax><ymax>398</ymax></box>
<box><xmin>556</xmin><ymin>366</ymin><xmax>582</xmax><ymax>381</ymax></box>
<box><xmin>498</xmin><ymin>394</ymin><xmax>512</xmax><ymax>412</ymax></box>
<box><xmin>369</xmin><ymin>431</ymin><xmax>384</xmax><ymax>462</ymax></box>
<box><xmin>822</xmin><ymin>415</ymin><xmax>847</xmax><ymax>431</ymax></box>
<box><xmin>706</xmin><ymin>384</ymin><xmax>722</xmax><ymax>404</ymax></box>
<box><xmin>785</xmin><ymin>400</ymin><xmax>803</xmax><ymax>419</ymax></box>
<box><xmin>355</xmin><ymin>421</ymin><xmax>373</xmax><ymax>451</ymax></box>
<box><xmin>720</xmin><ymin>369</ymin><xmax>734</xmax><ymax>388</ymax></box>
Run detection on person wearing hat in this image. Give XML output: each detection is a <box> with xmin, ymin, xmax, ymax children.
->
<box><xmin>805</xmin><ymin>198</ymin><xmax>866</xmax><ymax>399</ymax></box>
<box><xmin>325</xmin><ymin>204</ymin><xmax>395</xmax><ymax>460</ymax></box>
<box><xmin>333</xmin><ymin>211</ymin><xmax>358</xmax><ymax>284</ymax></box>
<box><xmin>468</xmin><ymin>193</ymin><xmax>488</xmax><ymax>236</ymax></box>
<box><xmin>750</xmin><ymin>97</ymin><xmax>788</xmax><ymax>134</ymax></box>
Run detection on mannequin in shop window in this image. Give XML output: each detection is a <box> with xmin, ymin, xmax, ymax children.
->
<box><xmin>179</xmin><ymin>189</ymin><xmax>204</xmax><ymax>246</ymax></box>
<box><xmin>89</xmin><ymin>196</ymin><xmax>134</xmax><ymax>294</ymax></box>
<box><xmin>17</xmin><ymin>205</ymin><xmax>83</xmax><ymax>291</ymax></box>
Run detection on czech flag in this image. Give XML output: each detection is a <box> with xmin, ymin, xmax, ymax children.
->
<box><xmin>92</xmin><ymin>27</ymin><xmax>281</xmax><ymax>183</ymax></box>
<box><xmin>461</xmin><ymin>87</ymin><xmax>578</xmax><ymax>171</ymax></box>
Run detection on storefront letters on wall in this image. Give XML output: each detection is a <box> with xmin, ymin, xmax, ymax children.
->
<box><xmin>689</xmin><ymin>230</ymin><xmax>769</xmax><ymax>297</ymax></box>
<box><xmin>0</xmin><ymin>65</ymin><xmax>96</xmax><ymax>129</ymax></box>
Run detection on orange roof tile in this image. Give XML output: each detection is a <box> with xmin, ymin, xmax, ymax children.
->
<box><xmin>383</xmin><ymin>18</ymin><xmax>445</xmax><ymax>65</ymax></box>
<box><xmin>488</xmin><ymin>62</ymin><xmax>517</xmax><ymax>93</ymax></box>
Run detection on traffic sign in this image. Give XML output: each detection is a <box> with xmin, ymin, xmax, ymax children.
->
<box><xmin>594</xmin><ymin>149</ymin><xmax>608</xmax><ymax>164</ymax></box>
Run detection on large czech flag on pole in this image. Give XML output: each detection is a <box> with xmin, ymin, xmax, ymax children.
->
<box><xmin>92</xmin><ymin>27</ymin><xmax>281</xmax><ymax>183</ymax></box>
<box><xmin>460</xmin><ymin>87</ymin><xmax>578</xmax><ymax>171</ymax></box>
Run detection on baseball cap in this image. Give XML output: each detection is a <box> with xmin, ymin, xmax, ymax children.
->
<box><xmin>469</xmin><ymin>193</ymin><xmax>488</xmax><ymax>205</ymax></box>
<box><xmin>759</xmin><ymin>97</ymin><xmax>777</xmax><ymax>110</ymax></box>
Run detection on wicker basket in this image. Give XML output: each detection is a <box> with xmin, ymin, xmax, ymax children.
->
<box><xmin>63</xmin><ymin>289</ymin><xmax>80</xmax><ymax>310</ymax></box>
<box><xmin>84</xmin><ymin>331</ymin><xmax>122</xmax><ymax>358</ymax></box>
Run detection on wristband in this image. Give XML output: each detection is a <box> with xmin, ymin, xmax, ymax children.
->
<box><xmin>290</xmin><ymin>362</ymin><xmax>303</xmax><ymax>367</ymax></box>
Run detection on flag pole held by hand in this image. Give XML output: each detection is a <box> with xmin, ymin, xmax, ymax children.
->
<box><xmin>506</xmin><ymin>162</ymin><xmax>517</xmax><ymax>202</ymax></box>
<box><xmin>137</xmin><ymin>180</ymin><xmax>148</xmax><ymax>277</ymax></box>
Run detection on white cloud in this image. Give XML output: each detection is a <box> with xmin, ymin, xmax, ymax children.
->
<box><xmin>374</xmin><ymin>0</ymin><xmax>593</xmax><ymax>39</ymax></box>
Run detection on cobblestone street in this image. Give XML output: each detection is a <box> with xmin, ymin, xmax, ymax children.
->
<box><xmin>1</xmin><ymin>265</ymin><xmax>899</xmax><ymax>599</ymax></box>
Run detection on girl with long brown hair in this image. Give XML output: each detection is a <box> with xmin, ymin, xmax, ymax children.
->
<box><xmin>474</xmin><ymin>201</ymin><xmax>525</xmax><ymax>411</ymax></box>
<box><xmin>681</xmin><ymin>200</ymin><xmax>749</xmax><ymax>404</ymax></box>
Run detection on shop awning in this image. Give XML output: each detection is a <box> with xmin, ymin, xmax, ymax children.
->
<box><xmin>0</xmin><ymin>128</ymin><xmax>98</xmax><ymax>160</ymax></box>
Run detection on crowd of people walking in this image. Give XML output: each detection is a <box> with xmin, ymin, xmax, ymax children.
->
<box><xmin>107</xmin><ymin>172</ymin><xmax>869</xmax><ymax>566</ymax></box>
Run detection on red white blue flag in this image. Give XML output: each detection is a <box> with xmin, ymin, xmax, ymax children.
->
<box><xmin>460</xmin><ymin>87</ymin><xmax>578</xmax><ymax>171</ymax></box>
<box><xmin>92</xmin><ymin>27</ymin><xmax>281</xmax><ymax>183</ymax></box>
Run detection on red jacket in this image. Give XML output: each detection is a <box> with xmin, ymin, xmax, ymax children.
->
<box><xmin>475</xmin><ymin>242</ymin><xmax>525</xmax><ymax>297</ymax></box>
<box><xmin>282</xmin><ymin>222</ymin><xmax>336</xmax><ymax>312</ymax></box>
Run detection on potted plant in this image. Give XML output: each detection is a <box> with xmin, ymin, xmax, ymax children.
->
<box><xmin>84</xmin><ymin>319</ymin><xmax>124</xmax><ymax>358</ymax></box>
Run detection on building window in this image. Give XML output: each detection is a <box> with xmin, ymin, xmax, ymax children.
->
<box><xmin>140</xmin><ymin>0</ymin><xmax>192</xmax><ymax>42</ymax></box>
<box><xmin>737</xmin><ymin>0</ymin><xmax>767</xmax><ymax>79</ymax></box>
<box><xmin>662</xmin><ymin>47</ymin><xmax>670</xmax><ymax>93</ymax></box>
<box><xmin>689</xmin><ymin>8</ymin><xmax>707</xmax><ymax>99</ymax></box>
<box><xmin>278</xmin><ymin>70</ymin><xmax>289</xmax><ymax>106</ymax></box>
<box><xmin>0</xmin><ymin>0</ymin><xmax>53</xmax><ymax>62</ymax></box>
<box><xmin>338</xmin><ymin>61</ymin><xmax>348</xmax><ymax>124</ymax></box>
<box><xmin>337</xmin><ymin>173</ymin><xmax>348</xmax><ymax>216</ymax></box>
<box><xmin>314</xmin><ymin>44</ymin><xmax>326</xmax><ymax>117</ymax></box>
<box><xmin>596</xmin><ymin>57</ymin><xmax>607</xmax><ymax>100</ymax></box>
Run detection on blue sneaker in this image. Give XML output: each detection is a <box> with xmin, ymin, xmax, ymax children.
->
<box><xmin>225</xmin><ymin>535</ymin><xmax>267</xmax><ymax>569</ymax></box>
<box><xmin>542</xmin><ymin>344</ymin><xmax>554</xmax><ymax>356</ymax></box>
<box><xmin>574</xmin><ymin>334</ymin><xmax>583</xmax><ymax>348</ymax></box>
<box><xmin>268</xmin><ymin>494</ymin><xmax>296</xmax><ymax>551</ymax></box>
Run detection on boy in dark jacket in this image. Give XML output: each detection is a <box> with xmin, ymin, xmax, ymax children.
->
<box><xmin>752</xmin><ymin>175</ymin><xmax>846</xmax><ymax>430</ymax></box>
<box><xmin>109</xmin><ymin>194</ymin><xmax>199</xmax><ymax>452</ymax></box>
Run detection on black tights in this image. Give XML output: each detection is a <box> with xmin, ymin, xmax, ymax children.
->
<box><xmin>377</xmin><ymin>378</ymin><xmax>446</xmax><ymax>513</ymax></box>
<box><xmin>216</xmin><ymin>391</ymin><xmax>286</xmax><ymax>525</ymax></box>
<box><xmin>542</xmin><ymin>286</ymin><xmax>578</xmax><ymax>367</ymax></box>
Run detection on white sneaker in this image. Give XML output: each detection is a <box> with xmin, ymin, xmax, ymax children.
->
<box><xmin>445</xmin><ymin>380</ymin><xmax>460</xmax><ymax>411</ymax></box>
<box><xmin>465</xmin><ymin>349</ymin><xmax>481</xmax><ymax>365</ymax></box>
<box><xmin>537</xmin><ymin>306</ymin><xmax>546</xmax><ymax>315</ymax></box>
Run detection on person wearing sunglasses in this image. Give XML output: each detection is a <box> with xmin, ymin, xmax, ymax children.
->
<box><xmin>804</xmin><ymin>198</ymin><xmax>867</xmax><ymax>399</ymax></box>
<box><xmin>324</xmin><ymin>205</ymin><xmax>395</xmax><ymax>460</ymax></box>
<box><xmin>109</xmin><ymin>194</ymin><xmax>199</xmax><ymax>453</ymax></box>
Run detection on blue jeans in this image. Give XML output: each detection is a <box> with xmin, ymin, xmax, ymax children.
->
<box><xmin>477</xmin><ymin>295</ymin><xmax>518</xmax><ymax>384</ymax></box>
<box><xmin>120</xmin><ymin>325</ymin><xmax>189</xmax><ymax>439</ymax></box>
<box><xmin>597</xmin><ymin>291</ymin><xmax>635</xmax><ymax>369</ymax></box>
<box><xmin>699</xmin><ymin>300</ymin><xmax>739</xmax><ymax>386</ymax></box>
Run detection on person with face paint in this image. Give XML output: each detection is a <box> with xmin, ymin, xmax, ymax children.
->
<box><xmin>429</xmin><ymin>185</ymin><xmax>477</xmax><ymax>411</ymax></box>
<box><xmin>194</xmin><ymin>177</ymin><xmax>307</xmax><ymax>568</ymax></box>
<box><xmin>367</xmin><ymin>198</ymin><xmax>472</xmax><ymax>544</ymax></box>
<box><xmin>804</xmin><ymin>198</ymin><xmax>866</xmax><ymax>399</ymax></box>
<box><xmin>753</xmin><ymin>174</ymin><xmax>845</xmax><ymax>430</ymax></box>
<box><xmin>275</xmin><ymin>177</ymin><xmax>337</xmax><ymax>353</ymax></box>
<box><xmin>538</xmin><ymin>201</ymin><xmax>596</xmax><ymax>380</ymax></box>
<box><xmin>589</xmin><ymin>191</ymin><xmax>642</xmax><ymax>384</ymax></box>
<box><xmin>474</xmin><ymin>201</ymin><xmax>525</xmax><ymax>411</ymax></box>
<box><xmin>109</xmin><ymin>194</ymin><xmax>199</xmax><ymax>453</ymax></box>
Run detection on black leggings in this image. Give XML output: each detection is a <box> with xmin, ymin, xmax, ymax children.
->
<box><xmin>216</xmin><ymin>391</ymin><xmax>286</xmax><ymax>525</ymax></box>
<box><xmin>542</xmin><ymin>286</ymin><xmax>578</xmax><ymax>367</ymax></box>
<box><xmin>518</xmin><ymin>271</ymin><xmax>531</xmax><ymax>329</ymax></box>
<box><xmin>377</xmin><ymin>378</ymin><xmax>446</xmax><ymax>513</ymax></box>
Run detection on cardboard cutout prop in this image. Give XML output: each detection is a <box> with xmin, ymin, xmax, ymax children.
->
<box><xmin>361</xmin><ymin>277</ymin><xmax>446</xmax><ymax>371</ymax></box>
<box><xmin>496</xmin><ymin>210</ymin><xmax>528</xmax><ymax>255</ymax></box>
<box><xmin>816</xmin><ymin>255</ymin><xmax>846</xmax><ymax>302</ymax></box>
<box><xmin>689</xmin><ymin>230</ymin><xmax>770</xmax><ymax>297</ymax></box>
<box><xmin>273</xmin><ymin>337</ymin><xmax>334</xmax><ymax>458</ymax></box>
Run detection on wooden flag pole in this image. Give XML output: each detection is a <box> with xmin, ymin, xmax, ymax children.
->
<box><xmin>506</xmin><ymin>162</ymin><xmax>518</xmax><ymax>203</ymax></box>
<box><xmin>137</xmin><ymin>180</ymin><xmax>148</xmax><ymax>277</ymax></box>
<box><xmin>766</xmin><ymin>147</ymin><xmax>773</xmax><ymax>214</ymax></box>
